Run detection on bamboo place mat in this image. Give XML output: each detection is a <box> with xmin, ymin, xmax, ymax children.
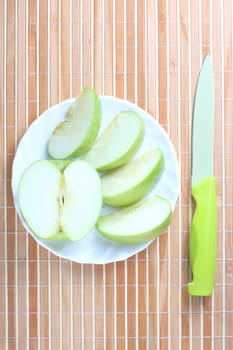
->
<box><xmin>1</xmin><ymin>0</ymin><xmax>233</xmax><ymax>349</ymax></box>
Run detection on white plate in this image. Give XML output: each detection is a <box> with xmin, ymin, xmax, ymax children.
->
<box><xmin>12</xmin><ymin>96</ymin><xmax>179</xmax><ymax>264</ymax></box>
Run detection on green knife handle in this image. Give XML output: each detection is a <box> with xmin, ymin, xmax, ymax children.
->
<box><xmin>188</xmin><ymin>176</ymin><xmax>217</xmax><ymax>296</ymax></box>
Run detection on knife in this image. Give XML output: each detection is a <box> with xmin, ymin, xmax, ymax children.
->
<box><xmin>188</xmin><ymin>54</ymin><xmax>217</xmax><ymax>296</ymax></box>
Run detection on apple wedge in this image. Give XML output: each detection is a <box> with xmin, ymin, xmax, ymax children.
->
<box><xmin>101</xmin><ymin>147</ymin><xmax>164</xmax><ymax>206</ymax></box>
<box><xmin>48</xmin><ymin>88</ymin><xmax>101</xmax><ymax>159</ymax></box>
<box><xmin>18</xmin><ymin>160</ymin><xmax>102</xmax><ymax>241</ymax></box>
<box><xmin>83</xmin><ymin>111</ymin><xmax>145</xmax><ymax>171</ymax></box>
<box><xmin>97</xmin><ymin>196</ymin><xmax>172</xmax><ymax>244</ymax></box>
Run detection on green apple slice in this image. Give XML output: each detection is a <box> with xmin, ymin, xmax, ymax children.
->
<box><xmin>18</xmin><ymin>159</ymin><xmax>102</xmax><ymax>241</ymax></box>
<box><xmin>19</xmin><ymin>161</ymin><xmax>61</xmax><ymax>238</ymax></box>
<box><xmin>48</xmin><ymin>88</ymin><xmax>101</xmax><ymax>159</ymax></box>
<box><xmin>101</xmin><ymin>147</ymin><xmax>164</xmax><ymax>206</ymax></box>
<box><xmin>97</xmin><ymin>196</ymin><xmax>172</xmax><ymax>244</ymax></box>
<box><xmin>83</xmin><ymin>111</ymin><xmax>145</xmax><ymax>171</ymax></box>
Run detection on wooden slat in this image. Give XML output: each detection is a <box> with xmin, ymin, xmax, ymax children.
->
<box><xmin>1</xmin><ymin>0</ymin><xmax>233</xmax><ymax>349</ymax></box>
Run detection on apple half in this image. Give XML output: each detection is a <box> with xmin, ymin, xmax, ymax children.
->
<box><xmin>18</xmin><ymin>160</ymin><xmax>102</xmax><ymax>241</ymax></box>
<box><xmin>97</xmin><ymin>196</ymin><xmax>172</xmax><ymax>244</ymax></box>
<box><xmin>48</xmin><ymin>88</ymin><xmax>101</xmax><ymax>159</ymax></box>
<box><xmin>83</xmin><ymin>111</ymin><xmax>145</xmax><ymax>171</ymax></box>
<box><xmin>101</xmin><ymin>147</ymin><xmax>164</xmax><ymax>206</ymax></box>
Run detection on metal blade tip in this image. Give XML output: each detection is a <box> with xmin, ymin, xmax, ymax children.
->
<box><xmin>202</xmin><ymin>54</ymin><xmax>212</xmax><ymax>69</ymax></box>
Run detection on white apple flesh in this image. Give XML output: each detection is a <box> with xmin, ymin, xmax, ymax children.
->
<box><xmin>48</xmin><ymin>88</ymin><xmax>101</xmax><ymax>159</ymax></box>
<box><xmin>83</xmin><ymin>111</ymin><xmax>145</xmax><ymax>171</ymax></box>
<box><xmin>101</xmin><ymin>147</ymin><xmax>164</xmax><ymax>206</ymax></box>
<box><xmin>97</xmin><ymin>196</ymin><xmax>172</xmax><ymax>244</ymax></box>
<box><xmin>18</xmin><ymin>160</ymin><xmax>102</xmax><ymax>241</ymax></box>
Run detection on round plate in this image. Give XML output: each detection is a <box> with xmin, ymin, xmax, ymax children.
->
<box><xmin>12</xmin><ymin>96</ymin><xmax>179</xmax><ymax>264</ymax></box>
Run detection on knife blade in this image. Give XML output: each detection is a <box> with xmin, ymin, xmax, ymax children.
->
<box><xmin>187</xmin><ymin>54</ymin><xmax>217</xmax><ymax>296</ymax></box>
